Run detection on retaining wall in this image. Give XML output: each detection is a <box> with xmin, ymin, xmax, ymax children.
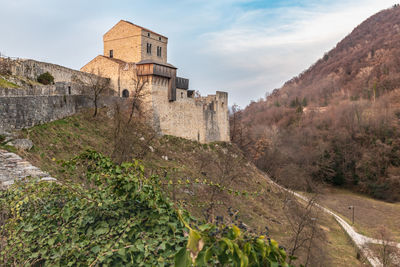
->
<box><xmin>0</xmin><ymin>94</ymin><xmax>93</xmax><ymax>133</ymax></box>
<box><xmin>0</xmin><ymin>91</ymin><xmax>120</xmax><ymax>133</ymax></box>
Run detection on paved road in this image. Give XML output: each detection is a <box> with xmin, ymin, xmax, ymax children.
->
<box><xmin>0</xmin><ymin>149</ymin><xmax>55</xmax><ymax>188</ymax></box>
<box><xmin>266</xmin><ymin>176</ymin><xmax>400</xmax><ymax>267</ymax></box>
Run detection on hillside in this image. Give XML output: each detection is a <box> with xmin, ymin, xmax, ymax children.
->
<box><xmin>0</xmin><ymin>108</ymin><xmax>361</xmax><ymax>266</ymax></box>
<box><xmin>268</xmin><ymin>5</ymin><xmax>400</xmax><ymax>107</ymax></box>
<box><xmin>233</xmin><ymin>5</ymin><xmax>400</xmax><ymax>202</ymax></box>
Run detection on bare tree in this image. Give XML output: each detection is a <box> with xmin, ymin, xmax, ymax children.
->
<box><xmin>87</xmin><ymin>71</ymin><xmax>110</xmax><ymax>117</ymax></box>
<box><xmin>229</xmin><ymin>104</ymin><xmax>253</xmax><ymax>151</ymax></box>
<box><xmin>283</xmin><ymin>193</ymin><xmax>326</xmax><ymax>266</ymax></box>
<box><xmin>376</xmin><ymin>226</ymin><xmax>399</xmax><ymax>267</ymax></box>
<box><xmin>74</xmin><ymin>69</ymin><xmax>111</xmax><ymax>117</ymax></box>
<box><xmin>110</xmin><ymin>100</ymin><xmax>156</xmax><ymax>163</ymax></box>
<box><xmin>109</xmin><ymin>67</ymin><xmax>154</xmax><ymax>164</ymax></box>
<box><xmin>127</xmin><ymin>67</ymin><xmax>150</xmax><ymax>124</ymax></box>
<box><xmin>230</xmin><ymin>104</ymin><xmax>241</xmax><ymax>142</ymax></box>
<box><xmin>198</xmin><ymin>148</ymin><xmax>247</xmax><ymax>222</ymax></box>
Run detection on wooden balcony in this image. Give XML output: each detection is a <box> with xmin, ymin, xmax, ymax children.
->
<box><xmin>176</xmin><ymin>77</ymin><xmax>189</xmax><ymax>90</ymax></box>
<box><xmin>136</xmin><ymin>62</ymin><xmax>176</xmax><ymax>78</ymax></box>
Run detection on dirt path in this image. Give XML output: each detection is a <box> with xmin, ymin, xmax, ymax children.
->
<box><xmin>267</xmin><ymin>176</ymin><xmax>400</xmax><ymax>267</ymax></box>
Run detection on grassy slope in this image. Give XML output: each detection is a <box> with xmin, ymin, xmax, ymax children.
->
<box><xmin>317</xmin><ymin>187</ymin><xmax>400</xmax><ymax>243</ymax></box>
<box><xmin>0</xmin><ymin>78</ymin><xmax>18</xmax><ymax>88</ymax></box>
<box><xmin>7</xmin><ymin>109</ymin><xmax>361</xmax><ymax>266</ymax></box>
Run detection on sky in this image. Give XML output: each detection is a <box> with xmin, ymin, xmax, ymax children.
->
<box><xmin>0</xmin><ymin>0</ymin><xmax>398</xmax><ymax>107</ymax></box>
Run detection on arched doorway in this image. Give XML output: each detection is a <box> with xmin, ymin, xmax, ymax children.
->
<box><xmin>122</xmin><ymin>89</ymin><xmax>129</xmax><ymax>98</ymax></box>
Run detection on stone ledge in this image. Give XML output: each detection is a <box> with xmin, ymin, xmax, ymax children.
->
<box><xmin>0</xmin><ymin>149</ymin><xmax>56</xmax><ymax>189</ymax></box>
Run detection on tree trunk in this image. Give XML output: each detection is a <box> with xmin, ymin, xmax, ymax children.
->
<box><xmin>93</xmin><ymin>95</ymin><xmax>98</xmax><ymax>117</ymax></box>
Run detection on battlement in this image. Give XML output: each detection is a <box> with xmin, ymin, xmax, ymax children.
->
<box><xmin>0</xmin><ymin>55</ymin><xmax>229</xmax><ymax>142</ymax></box>
<box><xmin>82</xmin><ymin>20</ymin><xmax>230</xmax><ymax>143</ymax></box>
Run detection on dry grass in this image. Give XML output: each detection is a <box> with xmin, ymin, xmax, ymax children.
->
<box><xmin>321</xmin><ymin>212</ymin><xmax>368</xmax><ymax>267</ymax></box>
<box><xmin>7</xmin><ymin>108</ymin><xmax>364</xmax><ymax>266</ymax></box>
<box><xmin>0</xmin><ymin>77</ymin><xmax>18</xmax><ymax>88</ymax></box>
<box><xmin>317</xmin><ymin>187</ymin><xmax>400</xmax><ymax>243</ymax></box>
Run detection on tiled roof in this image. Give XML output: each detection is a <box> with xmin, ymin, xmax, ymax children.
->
<box><xmin>98</xmin><ymin>56</ymin><xmax>177</xmax><ymax>69</ymax></box>
<box><xmin>99</xmin><ymin>55</ymin><xmax>126</xmax><ymax>65</ymax></box>
<box><xmin>136</xmin><ymin>59</ymin><xmax>177</xmax><ymax>69</ymax></box>
<box><xmin>121</xmin><ymin>20</ymin><xmax>168</xmax><ymax>39</ymax></box>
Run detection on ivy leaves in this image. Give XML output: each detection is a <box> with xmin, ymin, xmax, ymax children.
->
<box><xmin>0</xmin><ymin>150</ymin><xmax>292</xmax><ymax>266</ymax></box>
<box><xmin>0</xmin><ymin>150</ymin><xmax>188</xmax><ymax>266</ymax></box>
<box><xmin>175</xmin><ymin>210</ymin><xmax>292</xmax><ymax>267</ymax></box>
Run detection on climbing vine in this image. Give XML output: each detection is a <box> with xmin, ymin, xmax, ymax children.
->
<box><xmin>0</xmin><ymin>150</ymin><xmax>292</xmax><ymax>266</ymax></box>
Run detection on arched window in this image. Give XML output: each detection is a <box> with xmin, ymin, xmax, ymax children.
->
<box><xmin>122</xmin><ymin>89</ymin><xmax>129</xmax><ymax>98</ymax></box>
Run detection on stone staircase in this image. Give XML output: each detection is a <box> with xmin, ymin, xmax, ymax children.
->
<box><xmin>0</xmin><ymin>149</ymin><xmax>55</xmax><ymax>188</ymax></box>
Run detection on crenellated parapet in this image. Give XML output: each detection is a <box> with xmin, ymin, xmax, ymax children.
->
<box><xmin>79</xmin><ymin>20</ymin><xmax>230</xmax><ymax>143</ymax></box>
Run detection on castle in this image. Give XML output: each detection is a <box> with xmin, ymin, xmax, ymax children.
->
<box><xmin>81</xmin><ymin>20</ymin><xmax>230</xmax><ymax>143</ymax></box>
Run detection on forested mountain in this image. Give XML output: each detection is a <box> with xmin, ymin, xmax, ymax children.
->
<box><xmin>233</xmin><ymin>5</ymin><xmax>400</xmax><ymax>201</ymax></box>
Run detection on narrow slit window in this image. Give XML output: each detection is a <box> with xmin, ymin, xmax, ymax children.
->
<box><xmin>109</xmin><ymin>50</ymin><xmax>113</xmax><ymax>58</ymax></box>
<box><xmin>147</xmin><ymin>43</ymin><xmax>152</xmax><ymax>54</ymax></box>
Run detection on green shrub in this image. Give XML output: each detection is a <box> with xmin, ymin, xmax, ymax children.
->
<box><xmin>0</xmin><ymin>150</ymin><xmax>292</xmax><ymax>266</ymax></box>
<box><xmin>37</xmin><ymin>72</ymin><xmax>54</xmax><ymax>85</ymax></box>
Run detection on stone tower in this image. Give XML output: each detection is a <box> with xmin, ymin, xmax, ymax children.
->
<box><xmin>81</xmin><ymin>20</ymin><xmax>230</xmax><ymax>143</ymax></box>
<box><xmin>103</xmin><ymin>20</ymin><xmax>168</xmax><ymax>64</ymax></box>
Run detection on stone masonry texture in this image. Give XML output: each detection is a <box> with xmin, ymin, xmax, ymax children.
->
<box><xmin>0</xmin><ymin>94</ymin><xmax>93</xmax><ymax>133</ymax></box>
<box><xmin>1</xmin><ymin>21</ymin><xmax>230</xmax><ymax>143</ymax></box>
<box><xmin>82</xmin><ymin>20</ymin><xmax>230</xmax><ymax>143</ymax></box>
<box><xmin>0</xmin><ymin>149</ymin><xmax>55</xmax><ymax>189</ymax></box>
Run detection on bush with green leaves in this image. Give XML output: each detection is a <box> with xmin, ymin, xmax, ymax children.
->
<box><xmin>175</xmin><ymin>212</ymin><xmax>291</xmax><ymax>266</ymax></box>
<box><xmin>0</xmin><ymin>150</ymin><xmax>291</xmax><ymax>266</ymax></box>
<box><xmin>37</xmin><ymin>72</ymin><xmax>54</xmax><ymax>85</ymax></box>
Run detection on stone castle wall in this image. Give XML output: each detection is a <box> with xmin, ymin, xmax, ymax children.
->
<box><xmin>9</xmin><ymin>59</ymin><xmax>94</xmax><ymax>85</ymax></box>
<box><xmin>0</xmin><ymin>94</ymin><xmax>92</xmax><ymax>133</ymax></box>
<box><xmin>151</xmin><ymin>82</ymin><xmax>229</xmax><ymax>143</ymax></box>
<box><xmin>82</xmin><ymin>59</ymin><xmax>230</xmax><ymax>143</ymax></box>
<box><xmin>81</xmin><ymin>20</ymin><xmax>230</xmax><ymax>143</ymax></box>
<box><xmin>81</xmin><ymin>57</ymin><xmax>140</xmax><ymax>97</ymax></box>
<box><xmin>140</xmin><ymin>29</ymin><xmax>167</xmax><ymax>64</ymax></box>
<box><xmin>1</xmin><ymin>58</ymin><xmax>229</xmax><ymax>143</ymax></box>
<box><xmin>0</xmin><ymin>59</ymin><xmax>116</xmax><ymax>133</ymax></box>
<box><xmin>0</xmin><ymin>87</ymin><xmax>120</xmax><ymax>134</ymax></box>
<box><xmin>103</xmin><ymin>21</ymin><xmax>143</xmax><ymax>63</ymax></box>
<box><xmin>204</xmin><ymin>92</ymin><xmax>229</xmax><ymax>142</ymax></box>
<box><xmin>102</xmin><ymin>20</ymin><xmax>167</xmax><ymax>64</ymax></box>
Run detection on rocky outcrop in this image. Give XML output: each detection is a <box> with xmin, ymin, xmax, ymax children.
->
<box><xmin>9</xmin><ymin>139</ymin><xmax>33</xmax><ymax>151</ymax></box>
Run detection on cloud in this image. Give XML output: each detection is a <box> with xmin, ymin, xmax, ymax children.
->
<box><xmin>0</xmin><ymin>0</ymin><xmax>398</xmax><ymax>107</ymax></box>
<box><xmin>195</xmin><ymin>0</ymin><xmax>399</xmax><ymax>107</ymax></box>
